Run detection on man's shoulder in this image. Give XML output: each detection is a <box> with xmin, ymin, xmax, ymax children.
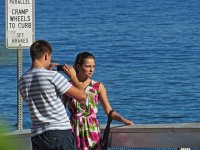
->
<box><xmin>20</xmin><ymin>68</ymin><xmax>59</xmax><ymax>81</ymax></box>
<box><xmin>26</xmin><ymin>68</ymin><xmax>57</xmax><ymax>76</ymax></box>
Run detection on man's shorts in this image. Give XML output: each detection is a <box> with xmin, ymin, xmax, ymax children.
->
<box><xmin>31</xmin><ymin>129</ymin><xmax>77</xmax><ymax>150</ymax></box>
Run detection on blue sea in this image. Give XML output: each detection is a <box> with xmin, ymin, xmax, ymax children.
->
<box><xmin>0</xmin><ymin>0</ymin><xmax>200</xmax><ymax>130</ymax></box>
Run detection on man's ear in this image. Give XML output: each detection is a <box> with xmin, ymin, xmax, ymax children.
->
<box><xmin>44</xmin><ymin>53</ymin><xmax>48</xmax><ymax>61</ymax></box>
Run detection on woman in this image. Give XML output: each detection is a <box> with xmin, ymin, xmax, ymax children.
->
<box><xmin>63</xmin><ymin>52</ymin><xmax>133</xmax><ymax>150</ymax></box>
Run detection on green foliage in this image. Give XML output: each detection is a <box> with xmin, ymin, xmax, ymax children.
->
<box><xmin>0</xmin><ymin>120</ymin><xmax>20</xmax><ymax>150</ymax></box>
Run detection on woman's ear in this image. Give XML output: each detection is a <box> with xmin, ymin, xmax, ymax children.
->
<box><xmin>76</xmin><ymin>64</ymin><xmax>81</xmax><ymax>70</ymax></box>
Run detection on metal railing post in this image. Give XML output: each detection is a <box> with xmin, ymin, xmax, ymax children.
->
<box><xmin>17</xmin><ymin>48</ymin><xmax>23</xmax><ymax>130</ymax></box>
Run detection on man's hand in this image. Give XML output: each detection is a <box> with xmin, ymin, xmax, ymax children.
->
<box><xmin>48</xmin><ymin>63</ymin><xmax>58</xmax><ymax>70</ymax></box>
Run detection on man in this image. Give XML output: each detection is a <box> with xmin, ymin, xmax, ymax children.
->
<box><xmin>19</xmin><ymin>40</ymin><xmax>86</xmax><ymax>150</ymax></box>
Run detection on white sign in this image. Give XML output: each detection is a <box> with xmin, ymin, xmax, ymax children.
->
<box><xmin>6</xmin><ymin>0</ymin><xmax>35</xmax><ymax>49</ymax></box>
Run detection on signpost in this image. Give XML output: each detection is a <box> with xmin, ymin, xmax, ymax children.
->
<box><xmin>6</xmin><ymin>0</ymin><xmax>35</xmax><ymax>48</ymax></box>
<box><xmin>6</xmin><ymin>0</ymin><xmax>35</xmax><ymax>130</ymax></box>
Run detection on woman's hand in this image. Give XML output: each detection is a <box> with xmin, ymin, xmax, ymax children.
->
<box><xmin>111</xmin><ymin>111</ymin><xmax>134</xmax><ymax>125</ymax></box>
<box><xmin>63</xmin><ymin>64</ymin><xmax>85</xmax><ymax>90</ymax></box>
<box><xmin>63</xmin><ymin>64</ymin><xmax>77</xmax><ymax>79</ymax></box>
<box><xmin>122</xmin><ymin>118</ymin><xmax>134</xmax><ymax>125</ymax></box>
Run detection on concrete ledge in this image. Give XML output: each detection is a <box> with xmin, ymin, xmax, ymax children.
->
<box><xmin>6</xmin><ymin>129</ymin><xmax>31</xmax><ymax>138</ymax></box>
<box><xmin>101</xmin><ymin>123</ymin><xmax>200</xmax><ymax>148</ymax></box>
<box><xmin>6</xmin><ymin>123</ymin><xmax>200</xmax><ymax>149</ymax></box>
<box><xmin>102</xmin><ymin>123</ymin><xmax>200</xmax><ymax>133</ymax></box>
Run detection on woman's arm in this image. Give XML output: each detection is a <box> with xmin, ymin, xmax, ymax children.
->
<box><xmin>65</xmin><ymin>85</ymin><xmax>86</xmax><ymax>102</ymax></box>
<box><xmin>63</xmin><ymin>64</ymin><xmax>85</xmax><ymax>90</ymax></box>
<box><xmin>63</xmin><ymin>64</ymin><xmax>86</xmax><ymax>102</ymax></box>
<box><xmin>98</xmin><ymin>82</ymin><xmax>133</xmax><ymax>125</ymax></box>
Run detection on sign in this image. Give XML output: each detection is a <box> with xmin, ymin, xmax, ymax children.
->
<box><xmin>6</xmin><ymin>0</ymin><xmax>35</xmax><ymax>49</ymax></box>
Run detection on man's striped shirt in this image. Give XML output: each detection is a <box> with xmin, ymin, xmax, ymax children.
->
<box><xmin>19</xmin><ymin>68</ymin><xmax>72</xmax><ymax>136</ymax></box>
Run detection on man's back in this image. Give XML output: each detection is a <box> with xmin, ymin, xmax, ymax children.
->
<box><xmin>19</xmin><ymin>68</ymin><xmax>72</xmax><ymax>136</ymax></box>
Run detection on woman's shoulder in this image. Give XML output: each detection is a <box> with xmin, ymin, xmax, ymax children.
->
<box><xmin>90</xmin><ymin>80</ymin><xmax>101</xmax><ymax>90</ymax></box>
<box><xmin>91</xmin><ymin>79</ymin><xmax>100</xmax><ymax>84</ymax></box>
<box><xmin>91</xmin><ymin>80</ymin><xmax>103</xmax><ymax>86</ymax></box>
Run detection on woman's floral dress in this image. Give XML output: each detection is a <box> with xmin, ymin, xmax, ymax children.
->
<box><xmin>64</xmin><ymin>80</ymin><xmax>102</xmax><ymax>150</ymax></box>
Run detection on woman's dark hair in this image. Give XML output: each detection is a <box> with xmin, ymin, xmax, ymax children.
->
<box><xmin>30</xmin><ymin>40</ymin><xmax>53</xmax><ymax>61</ymax></box>
<box><xmin>74</xmin><ymin>52</ymin><xmax>96</xmax><ymax>74</ymax></box>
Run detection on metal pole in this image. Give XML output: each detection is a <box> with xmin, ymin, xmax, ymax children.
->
<box><xmin>17</xmin><ymin>48</ymin><xmax>23</xmax><ymax>130</ymax></box>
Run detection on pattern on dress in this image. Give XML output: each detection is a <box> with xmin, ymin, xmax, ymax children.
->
<box><xmin>65</xmin><ymin>80</ymin><xmax>102</xmax><ymax>150</ymax></box>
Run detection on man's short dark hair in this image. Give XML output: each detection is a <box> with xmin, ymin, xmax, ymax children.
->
<box><xmin>30</xmin><ymin>40</ymin><xmax>53</xmax><ymax>61</ymax></box>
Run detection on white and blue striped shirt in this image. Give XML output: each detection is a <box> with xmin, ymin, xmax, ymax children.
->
<box><xmin>19</xmin><ymin>68</ymin><xmax>72</xmax><ymax>136</ymax></box>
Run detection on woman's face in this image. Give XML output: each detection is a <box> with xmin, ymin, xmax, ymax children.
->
<box><xmin>78</xmin><ymin>58</ymin><xmax>95</xmax><ymax>78</ymax></box>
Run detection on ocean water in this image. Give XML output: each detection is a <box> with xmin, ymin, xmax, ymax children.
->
<box><xmin>0</xmin><ymin>0</ymin><xmax>200</xmax><ymax>130</ymax></box>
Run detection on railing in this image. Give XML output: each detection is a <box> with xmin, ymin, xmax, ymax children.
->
<box><xmin>101</xmin><ymin>123</ymin><xmax>200</xmax><ymax>148</ymax></box>
<box><xmin>6</xmin><ymin>123</ymin><xmax>200</xmax><ymax>150</ymax></box>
